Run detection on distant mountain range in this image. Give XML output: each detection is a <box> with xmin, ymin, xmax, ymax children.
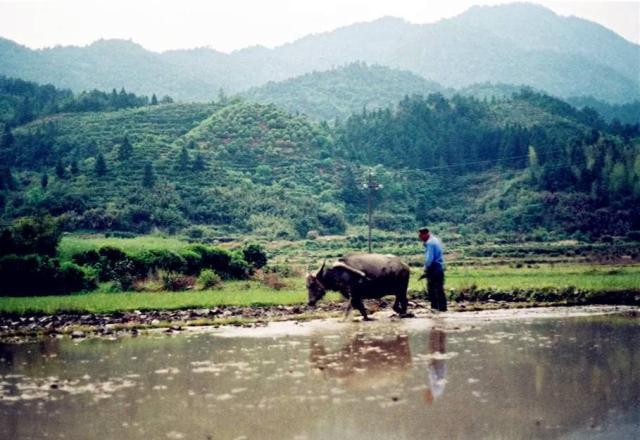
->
<box><xmin>0</xmin><ymin>3</ymin><xmax>638</xmax><ymax>103</ymax></box>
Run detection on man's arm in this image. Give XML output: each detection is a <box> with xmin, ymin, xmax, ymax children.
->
<box><xmin>425</xmin><ymin>242</ymin><xmax>434</xmax><ymax>270</ymax></box>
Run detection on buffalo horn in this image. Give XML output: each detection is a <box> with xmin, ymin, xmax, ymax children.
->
<box><xmin>332</xmin><ymin>261</ymin><xmax>366</xmax><ymax>278</ymax></box>
<box><xmin>316</xmin><ymin>258</ymin><xmax>327</xmax><ymax>277</ymax></box>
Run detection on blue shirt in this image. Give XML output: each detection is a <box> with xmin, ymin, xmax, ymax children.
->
<box><xmin>424</xmin><ymin>236</ymin><xmax>445</xmax><ymax>271</ymax></box>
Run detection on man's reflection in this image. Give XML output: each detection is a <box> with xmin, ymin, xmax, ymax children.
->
<box><xmin>309</xmin><ymin>332</ymin><xmax>412</xmax><ymax>389</ymax></box>
<box><xmin>424</xmin><ymin>327</ymin><xmax>447</xmax><ymax>404</ymax></box>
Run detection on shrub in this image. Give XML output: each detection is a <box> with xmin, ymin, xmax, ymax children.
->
<box><xmin>135</xmin><ymin>249</ymin><xmax>186</xmax><ymax>274</ymax></box>
<box><xmin>0</xmin><ymin>254</ymin><xmax>95</xmax><ymax>296</ymax></box>
<box><xmin>264</xmin><ymin>264</ymin><xmax>300</xmax><ymax>278</ymax></box>
<box><xmin>179</xmin><ymin>250</ymin><xmax>204</xmax><ymax>275</ymax></box>
<box><xmin>188</xmin><ymin>245</ymin><xmax>231</xmax><ymax>270</ymax></box>
<box><xmin>0</xmin><ymin>215</ymin><xmax>61</xmax><ymax>257</ymax></box>
<box><xmin>160</xmin><ymin>271</ymin><xmax>195</xmax><ymax>291</ymax></box>
<box><xmin>58</xmin><ymin>262</ymin><xmax>97</xmax><ymax>292</ymax></box>
<box><xmin>261</xmin><ymin>272</ymin><xmax>287</xmax><ymax>290</ymax></box>
<box><xmin>72</xmin><ymin>249</ymin><xmax>101</xmax><ymax>266</ymax></box>
<box><xmin>226</xmin><ymin>252</ymin><xmax>251</xmax><ymax>279</ymax></box>
<box><xmin>242</xmin><ymin>243</ymin><xmax>268</xmax><ymax>269</ymax></box>
<box><xmin>187</xmin><ymin>245</ymin><xmax>250</xmax><ymax>279</ymax></box>
<box><xmin>197</xmin><ymin>269</ymin><xmax>223</xmax><ymax>290</ymax></box>
<box><xmin>108</xmin><ymin>259</ymin><xmax>137</xmax><ymax>291</ymax></box>
<box><xmin>317</xmin><ymin>206</ymin><xmax>347</xmax><ymax>234</ymax></box>
<box><xmin>626</xmin><ymin>231</ymin><xmax>640</xmax><ymax>242</ymax></box>
<box><xmin>98</xmin><ymin>246</ymin><xmax>128</xmax><ymax>264</ymax></box>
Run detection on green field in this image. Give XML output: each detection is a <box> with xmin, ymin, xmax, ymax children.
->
<box><xmin>1</xmin><ymin>264</ymin><xmax>637</xmax><ymax>315</ymax></box>
<box><xmin>57</xmin><ymin>235</ymin><xmax>197</xmax><ymax>261</ymax></box>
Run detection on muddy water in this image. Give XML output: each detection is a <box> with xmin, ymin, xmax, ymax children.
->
<box><xmin>1</xmin><ymin>308</ymin><xmax>639</xmax><ymax>440</ymax></box>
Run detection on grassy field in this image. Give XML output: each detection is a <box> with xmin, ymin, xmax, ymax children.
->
<box><xmin>57</xmin><ymin>235</ymin><xmax>196</xmax><ymax>261</ymax></box>
<box><xmin>1</xmin><ymin>264</ymin><xmax>638</xmax><ymax>315</ymax></box>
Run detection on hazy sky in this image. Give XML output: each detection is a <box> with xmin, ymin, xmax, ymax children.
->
<box><xmin>0</xmin><ymin>0</ymin><xmax>638</xmax><ymax>52</ymax></box>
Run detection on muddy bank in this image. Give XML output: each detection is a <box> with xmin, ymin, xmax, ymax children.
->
<box><xmin>1</xmin><ymin>296</ymin><xmax>639</xmax><ymax>342</ymax></box>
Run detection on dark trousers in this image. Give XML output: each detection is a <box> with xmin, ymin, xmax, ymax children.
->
<box><xmin>426</xmin><ymin>268</ymin><xmax>447</xmax><ymax>312</ymax></box>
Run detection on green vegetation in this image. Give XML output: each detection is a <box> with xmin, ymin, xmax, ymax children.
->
<box><xmin>243</xmin><ymin>63</ymin><xmax>445</xmax><ymax>121</ymax></box>
<box><xmin>0</xmin><ymin>264</ymin><xmax>636</xmax><ymax>315</ymax></box>
<box><xmin>0</xmin><ymin>76</ymin><xmax>161</xmax><ymax>126</ymax></box>
<box><xmin>0</xmin><ymin>217</ymin><xmax>264</xmax><ymax>296</ymax></box>
<box><xmin>1</xmin><ymin>87</ymin><xmax>638</xmax><ymax>241</ymax></box>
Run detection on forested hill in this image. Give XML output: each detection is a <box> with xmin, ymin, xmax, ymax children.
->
<box><xmin>0</xmin><ymin>76</ymin><xmax>169</xmax><ymax>126</ymax></box>
<box><xmin>242</xmin><ymin>63</ymin><xmax>446</xmax><ymax>121</ymax></box>
<box><xmin>0</xmin><ymin>3</ymin><xmax>638</xmax><ymax>103</ymax></box>
<box><xmin>1</xmin><ymin>81</ymin><xmax>638</xmax><ymax>240</ymax></box>
<box><xmin>242</xmin><ymin>65</ymin><xmax>640</xmax><ymax>124</ymax></box>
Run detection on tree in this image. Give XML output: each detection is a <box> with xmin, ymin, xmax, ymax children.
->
<box><xmin>70</xmin><ymin>160</ymin><xmax>79</xmax><ymax>175</ymax></box>
<box><xmin>142</xmin><ymin>161</ymin><xmax>156</xmax><ymax>188</ymax></box>
<box><xmin>0</xmin><ymin>165</ymin><xmax>15</xmax><ymax>190</ymax></box>
<box><xmin>340</xmin><ymin>166</ymin><xmax>363</xmax><ymax>207</ymax></box>
<box><xmin>193</xmin><ymin>152</ymin><xmax>206</xmax><ymax>171</ymax></box>
<box><xmin>0</xmin><ymin>125</ymin><xmax>15</xmax><ymax>167</ymax></box>
<box><xmin>40</xmin><ymin>172</ymin><xmax>49</xmax><ymax>189</ymax></box>
<box><xmin>175</xmin><ymin>146</ymin><xmax>190</xmax><ymax>171</ymax></box>
<box><xmin>95</xmin><ymin>153</ymin><xmax>107</xmax><ymax>176</ymax></box>
<box><xmin>55</xmin><ymin>160</ymin><xmax>65</xmax><ymax>179</ymax></box>
<box><xmin>151</xmin><ymin>93</ymin><xmax>158</xmax><ymax>105</ymax></box>
<box><xmin>527</xmin><ymin>145</ymin><xmax>540</xmax><ymax>183</ymax></box>
<box><xmin>0</xmin><ymin>215</ymin><xmax>61</xmax><ymax>256</ymax></box>
<box><xmin>0</xmin><ymin>124</ymin><xmax>15</xmax><ymax>151</ymax></box>
<box><xmin>117</xmin><ymin>134</ymin><xmax>133</xmax><ymax>161</ymax></box>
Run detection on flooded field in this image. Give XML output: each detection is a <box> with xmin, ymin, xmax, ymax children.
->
<box><xmin>1</xmin><ymin>307</ymin><xmax>639</xmax><ymax>440</ymax></box>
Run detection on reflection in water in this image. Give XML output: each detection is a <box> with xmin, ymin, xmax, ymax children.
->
<box><xmin>309</xmin><ymin>332</ymin><xmax>412</xmax><ymax>390</ymax></box>
<box><xmin>424</xmin><ymin>327</ymin><xmax>447</xmax><ymax>404</ymax></box>
<box><xmin>0</xmin><ymin>313</ymin><xmax>639</xmax><ymax>440</ymax></box>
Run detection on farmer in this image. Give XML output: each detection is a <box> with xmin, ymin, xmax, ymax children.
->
<box><xmin>418</xmin><ymin>227</ymin><xmax>447</xmax><ymax>312</ymax></box>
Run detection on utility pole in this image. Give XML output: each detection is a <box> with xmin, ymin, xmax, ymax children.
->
<box><xmin>363</xmin><ymin>168</ymin><xmax>382</xmax><ymax>253</ymax></box>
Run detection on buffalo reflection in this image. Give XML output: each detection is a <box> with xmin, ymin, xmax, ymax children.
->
<box><xmin>309</xmin><ymin>332</ymin><xmax>412</xmax><ymax>390</ymax></box>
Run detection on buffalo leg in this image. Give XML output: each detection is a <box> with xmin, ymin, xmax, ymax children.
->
<box><xmin>342</xmin><ymin>302</ymin><xmax>353</xmax><ymax>321</ymax></box>
<box><xmin>396</xmin><ymin>278</ymin><xmax>410</xmax><ymax>316</ymax></box>
<box><xmin>351</xmin><ymin>297</ymin><xmax>371</xmax><ymax>321</ymax></box>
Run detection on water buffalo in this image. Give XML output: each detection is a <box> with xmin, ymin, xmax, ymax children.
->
<box><xmin>306</xmin><ymin>253</ymin><xmax>410</xmax><ymax>320</ymax></box>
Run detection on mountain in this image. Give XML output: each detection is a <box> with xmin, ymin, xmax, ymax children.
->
<box><xmin>0</xmin><ymin>38</ymin><xmax>222</xmax><ymax>101</ymax></box>
<box><xmin>0</xmin><ymin>3</ymin><xmax>637</xmax><ymax>103</ymax></box>
<box><xmin>566</xmin><ymin>96</ymin><xmax>640</xmax><ymax>125</ymax></box>
<box><xmin>242</xmin><ymin>63</ymin><xmax>448</xmax><ymax>121</ymax></box>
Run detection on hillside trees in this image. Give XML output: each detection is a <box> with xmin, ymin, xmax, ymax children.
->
<box><xmin>117</xmin><ymin>134</ymin><xmax>133</xmax><ymax>161</ymax></box>
<box><xmin>95</xmin><ymin>153</ymin><xmax>107</xmax><ymax>176</ymax></box>
<box><xmin>142</xmin><ymin>161</ymin><xmax>156</xmax><ymax>188</ymax></box>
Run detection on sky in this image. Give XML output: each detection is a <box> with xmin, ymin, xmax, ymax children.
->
<box><xmin>0</xmin><ymin>0</ymin><xmax>638</xmax><ymax>53</ymax></box>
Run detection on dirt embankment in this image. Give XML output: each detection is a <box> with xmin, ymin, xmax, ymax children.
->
<box><xmin>2</xmin><ymin>294</ymin><xmax>639</xmax><ymax>342</ymax></box>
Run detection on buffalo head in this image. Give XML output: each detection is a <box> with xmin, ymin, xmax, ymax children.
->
<box><xmin>307</xmin><ymin>259</ymin><xmax>327</xmax><ymax>306</ymax></box>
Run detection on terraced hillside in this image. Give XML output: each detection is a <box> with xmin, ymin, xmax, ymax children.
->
<box><xmin>1</xmin><ymin>86</ymin><xmax>638</xmax><ymax>241</ymax></box>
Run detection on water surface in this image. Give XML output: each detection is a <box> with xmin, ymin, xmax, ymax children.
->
<box><xmin>1</xmin><ymin>307</ymin><xmax>639</xmax><ymax>439</ymax></box>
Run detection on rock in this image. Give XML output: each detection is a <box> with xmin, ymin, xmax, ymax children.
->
<box><xmin>70</xmin><ymin>330</ymin><xmax>85</xmax><ymax>339</ymax></box>
<box><xmin>170</xmin><ymin>324</ymin><xmax>182</xmax><ymax>331</ymax></box>
<box><xmin>151</xmin><ymin>319</ymin><xmax>160</xmax><ymax>326</ymax></box>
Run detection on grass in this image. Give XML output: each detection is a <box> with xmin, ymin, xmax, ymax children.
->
<box><xmin>1</xmin><ymin>264</ymin><xmax>638</xmax><ymax>315</ymax></box>
<box><xmin>58</xmin><ymin>235</ymin><xmax>193</xmax><ymax>261</ymax></box>
<box><xmin>423</xmin><ymin>264</ymin><xmax>640</xmax><ymax>292</ymax></box>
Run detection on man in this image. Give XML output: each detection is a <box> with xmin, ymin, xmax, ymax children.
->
<box><xmin>418</xmin><ymin>227</ymin><xmax>447</xmax><ymax>312</ymax></box>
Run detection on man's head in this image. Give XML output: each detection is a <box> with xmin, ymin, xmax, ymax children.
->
<box><xmin>418</xmin><ymin>227</ymin><xmax>430</xmax><ymax>242</ymax></box>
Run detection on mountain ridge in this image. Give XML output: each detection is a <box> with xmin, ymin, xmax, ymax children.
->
<box><xmin>0</xmin><ymin>3</ymin><xmax>638</xmax><ymax>102</ymax></box>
